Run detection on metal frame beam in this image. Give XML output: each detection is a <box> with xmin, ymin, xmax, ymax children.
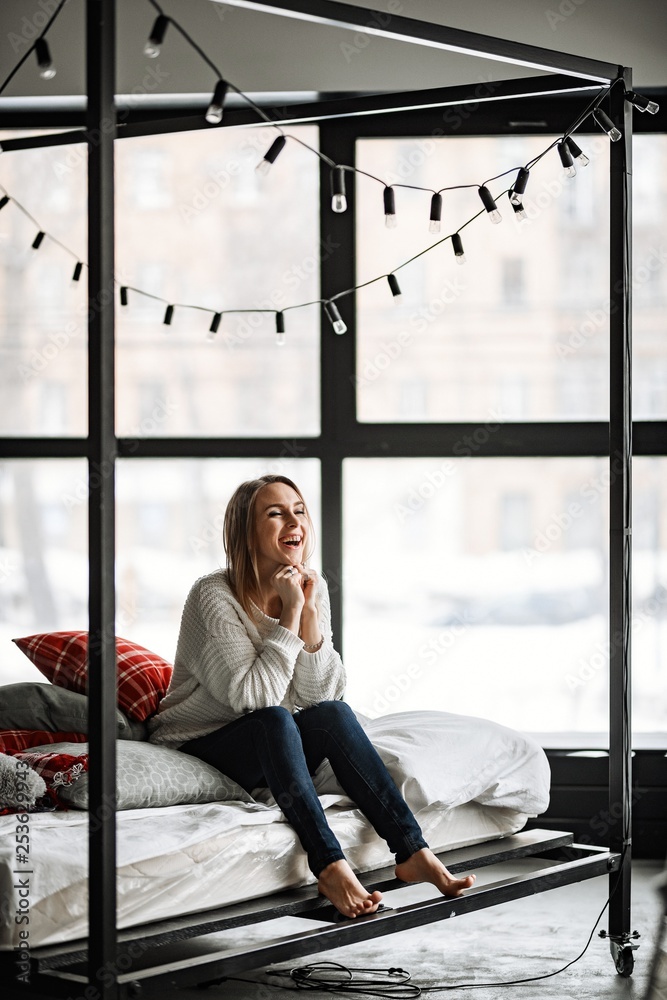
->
<box><xmin>85</xmin><ymin>0</ymin><xmax>118</xmax><ymax>996</ymax></box>
<box><xmin>211</xmin><ymin>0</ymin><xmax>619</xmax><ymax>81</ymax></box>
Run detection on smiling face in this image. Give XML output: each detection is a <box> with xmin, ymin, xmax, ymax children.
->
<box><xmin>252</xmin><ymin>481</ymin><xmax>310</xmax><ymax>577</ymax></box>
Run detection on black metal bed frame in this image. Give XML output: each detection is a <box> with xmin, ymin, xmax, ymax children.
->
<box><xmin>0</xmin><ymin>0</ymin><xmax>637</xmax><ymax>995</ymax></box>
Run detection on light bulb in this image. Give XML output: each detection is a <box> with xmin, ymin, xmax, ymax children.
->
<box><xmin>627</xmin><ymin>91</ymin><xmax>659</xmax><ymax>115</ymax></box>
<box><xmin>429</xmin><ymin>192</ymin><xmax>442</xmax><ymax>233</ymax></box>
<box><xmin>479</xmin><ymin>185</ymin><xmax>502</xmax><ymax>224</ymax></box>
<box><xmin>256</xmin><ymin>135</ymin><xmax>286</xmax><ymax>175</ymax></box>
<box><xmin>387</xmin><ymin>274</ymin><xmax>402</xmax><ymax>301</ymax></box>
<box><xmin>275</xmin><ymin>311</ymin><xmax>286</xmax><ymax>343</ymax></box>
<box><xmin>558</xmin><ymin>141</ymin><xmax>576</xmax><ymax>178</ymax></box>
<box><xmin>163</xmin><ymin>305</ymin><xmax>174</xmax><ymax>326</ymax></box>
<box><xmin>209</xmin><ymin>312</ymin><xmax>222</xmax><ymax>337</ymax></box>
<box><xmin>451</xmin><ymin>232</ymin><xmax>466</xmax><ymax>265</ymax></box>
<box><xmin>511</xmin><ymin>201</ymin><xmax>527</xmax><ymax>221</ymax></box>
<box><xmin>205</xmin><ymin>80</ymin><xmax>228</xmax><ymax>125</ymax></box>
<box><xmin>35</xmin><ymin>38</ymin><xmax>56</xmax><ymax>80</ymax></box>
<box><xmin>594</xmin><ymin>108</ymin><xmax>622</xmax><ymax>142</ymax></box>
<box><xmin>331</xmin><ymin>167</ymin><xmax>347</xmax><ymax>214</ymax></box>
<box><xmin>72</xmin><ymin>262</ymin><xmax>83</xmax><ymax>282</ymax></box>
<box><xmin>565</xmin><ymin>136</ymin><xmax>589</xmax><ymax>167</ymax></box>
<box><xmin>144</xmin><ymin>14</ymin><xmax>169</xmax><ymax>58</ymax></box>
<box><xmin>324</xmin><ymin>301</ymin><xmax>347</xmax><ymax>334</ymax></box>
<box><xmin>120</xmin><ymin>286</ymin><xmax>129</xmax><ymax>306</ymax></box>
<box><xmin>276</xmin><ymin>332</ymin><xmax>285</xmax><ymax>347</ymax></box>
<box><xmin>383</xmin><ymin>186</ymin><xmax>396</xmax><ymax>229</ymax></box>
<box><xmin>509</xmin><ymin>167</ymin><xmax>530</xmax><ymax>205</ymax></box>
<box><xmin>32</xmin><ymin>231</ymin><xmax>45</xmax><ymax>250</ymax></box>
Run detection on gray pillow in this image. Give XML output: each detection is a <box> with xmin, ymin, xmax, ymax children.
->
<box><xmin>45</xmin><ymin>741</ymin><xmax>253</xmax><ymax>810</ymax></box>
<box><xmin>0</xmin><ymin>683</ymin><xmax>147</xmax><ymax>740</ymax></box>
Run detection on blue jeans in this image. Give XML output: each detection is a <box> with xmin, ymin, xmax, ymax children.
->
<box><xmin>181</xmin><ymin>700</ymin><xmax>428</xmax><ymax>877</ymax></box>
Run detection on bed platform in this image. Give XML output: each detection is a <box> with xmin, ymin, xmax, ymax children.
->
<box><xmin>1</xmin><ymin>830</ymin><xmax>620</xmax><ymax>998</ymax></box>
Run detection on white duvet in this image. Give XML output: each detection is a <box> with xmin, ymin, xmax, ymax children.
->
<box><xmin>0</xmin><ymin>711</ymin><xmax>550</xmax><ymax>948</ymax></box>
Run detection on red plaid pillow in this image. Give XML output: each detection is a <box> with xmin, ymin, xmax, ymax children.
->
<box><xmin>12</xmin><ymin>632</ymin><xmax>173</xmax><ymax>722</ymax></box>
<box><xmin>0</xmin><ymin>729</ymin><xmax>87</xmax><ymax>754</ymax></box>
<box><xmin>13</xmin><ymin>748</ymin><xmax>88</xmax><ymax>790</ymax></box>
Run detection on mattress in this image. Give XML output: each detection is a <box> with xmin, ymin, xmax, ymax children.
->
<box><xmin>0</xmin><ymin>709</ymin><xmax>551</xmax><ymax>949</ymax></box>
<box><xmin>0</xmin><ymin>796</ymin><xmax>528</xmax><ymax>949</ymax></box>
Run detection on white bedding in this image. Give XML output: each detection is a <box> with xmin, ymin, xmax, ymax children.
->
<box><xmin>0</xmin><ymin>710</ymin><xmax>550</xmax><ymax>949</ymax></box>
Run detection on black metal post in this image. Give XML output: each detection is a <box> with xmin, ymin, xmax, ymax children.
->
<box><xmin>607</xmin><ymin>68</ymin><xmax>634</xmax><ymax>973</ymax></box>
<box><xmin>86</xmin><ymin>0</ymin><xmax>118</xmax><ymax>995</ymax></box>
<box><xmin>319</xmin><ymin>124</ymin><xmax>357</xmax><ymax>655</ymax></box>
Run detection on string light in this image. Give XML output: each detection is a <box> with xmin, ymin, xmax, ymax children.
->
<box><xmin>275</xmin><ymin>311</ymin><xmax>286</xmax><ymax>346</ymax></box>
<box><xmin>0</xmin><ymin>3</ymin><xmax>624</xmax><ymax>346</ymax></box>
<box><xmin>207</xmin><ymin>311</ymin><xmax>222</xmax><ymax>341</ymax></box>
<box><xmin>510</xmin><ymin>198</ymin><xmax>527</xmax><ymax>222</ymax></box>
<box><xmin>256</xmin><ymin>135</ymin><xmax>286</xmax><ymax>176</ymax></box>
<box><xmin>557</xmin><ymin>140</ymin><xmax>576</xmax><ymax>178</ymax></box>
<box><xmin>509</xmin><ymin>167</ymin><xmax>530</xmax><ymax>206</ymax></box>
<box><xmin>593</xmin><ymin>107</ymin><xmax>622</xmax><ymax>142</ymax></box>
<box><xmin>626</xmin><ymin>90</ymin><xmax>659</xmax><ymax>115</ymax></box>
<box><xmin>34</xmin><ymin>38</ymin><xmax>56</xmax><ymax>80</ymax></box>
<box><xmin>387</xmin><ymin>273</ymin><xmax>402</xmax><ymax>301</ymax></box>
<box><xmin>331</xmin><ymin>168</ymin><xmax>347</xmax><ymax>214</ymax></box>
<box><xmin>478</xmin><ymin>185</ymin><xmax>502</xmax><ymax>224</ymax></box>
<box><xmin>144</xmin><ymin>14</ymin><xmax>169</xmax><ymax>58</ymax></box>
<box><xmin>72</xmin><ymin>261</ymin><xmax>83</xmax><ymax>282</ymax></box>
<box><xmin>451</xmin><ymin>232</ymin><xmax>466</xmax><ymax>265</ymax></box>
<box><xmin>429</xmin><ymin>193</ymin><xmax>442</xmax><ymax>234</ymax></box>
<box><xmin>324</xmin><ymin>301</ymin><xmax>347</xmax><ymax>335</ymax></box>
<box><xmin>31</xmin><ymin>231</ymin><xmax>45</xmax><ymax>249</ymax></box>
<box><xmin>205</xmin><ymin>79</ymin><xmax>229</xmax><ymax>125</ymax></box>
<box><xmin>564</xmin><ymin>136</ymin><xmax>590</xmax><ymax>167</ymax></box>
<box><xmin>383</xmin><ymin>186</ymin><xmax>397</xmax><ymax>229</ymax></box>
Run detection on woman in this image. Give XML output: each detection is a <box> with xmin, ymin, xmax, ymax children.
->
<box><xmin>149</xmin><ymin>474</ymin><xmax>475</xmax><ymax>918</ymax></box>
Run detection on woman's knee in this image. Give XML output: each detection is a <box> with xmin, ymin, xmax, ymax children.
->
<box><xmin>253</xmin><ymin>705</ymin><xmax>296</xmax><ymax>732</ymax></box>
<box><xmin>308</xmin><ymin>700</ymin><xmax>356</xmax><ymax>726</ymax></box>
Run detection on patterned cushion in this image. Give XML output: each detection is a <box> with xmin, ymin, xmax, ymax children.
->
<box><xmin>12</xmin><ymin>632</ymin><xmax>173</xmax><ymax>722</ymax></box>
<box><xmin>39</xmin><ymin>741</ymin><xmax>253</xmax><ymax>810</ymax></box>
<box><xmin>13</xmin><ymin>748</ymin><xmax>88</xmax><ymax>790</ymax></box>
<box><xmin>0</xmin><ymin>729</ymin><xmax>87</xmax><ymax>754</ymax></box>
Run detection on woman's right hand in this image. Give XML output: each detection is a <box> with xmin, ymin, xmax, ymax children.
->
<box><xmin>271</xmin><ymin>564</ymin><xmax>305</xmax><ymax>617</ymax></box>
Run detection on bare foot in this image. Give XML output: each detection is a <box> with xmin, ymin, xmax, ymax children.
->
<box><xmin>395</xmin><ymin>848</ymin><xmax>476</xmax><ymax>897</ymax></box>
<box><xmin>318</xmin><ymin>859</ymin><xmax>383</xmax><ymax>918</ymax></box>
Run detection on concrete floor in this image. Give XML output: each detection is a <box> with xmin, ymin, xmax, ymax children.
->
<box><xmin>156</xmin><ymin>859</ymin><xmax>664</xmax><ymax>1000</ymax></box>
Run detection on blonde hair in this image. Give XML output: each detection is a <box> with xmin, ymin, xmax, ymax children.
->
<box><xmin>223</xmin><ymin>475</ymin><xmax>314</xmax><ymax>617</ymax></box>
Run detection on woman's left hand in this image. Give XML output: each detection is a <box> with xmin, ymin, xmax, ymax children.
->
<box><xmin>300</xmin><ymin>565</ymin><xmax>319</xmax><ymax>612</ymax></box>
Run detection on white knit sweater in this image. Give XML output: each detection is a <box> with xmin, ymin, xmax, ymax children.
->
<box><xmin>148</xmin><ymin>569</ymin><xmax>346</xmax><ymax>748</ymax></box>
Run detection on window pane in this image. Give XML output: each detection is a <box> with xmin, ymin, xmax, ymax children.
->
<box><xmin>356</xmin><ymin>135</ymin><xmax>611</xmax><ymax>422</ymax></box>
<box><xmin>116</xmin><ymin>459</ymin><xmax>320</xmax><ymax>660</ymax></box>
<box><xmin>115</xmin><ymin>126</ymin><xmax>320</xmax><ymax>437</ymax></box>
<box><xmin>0</xmin><ymin>134</ymin><xmax>88</xmax><ymax>436</ymax></box>
<box><xmin>343</xmin><ymin>457</ymin><xmax>613</xmax><ymax>735</ymax></box>
<box><xmin>633</xmin><ymin>457</ymin><xmax>667</xmax><ymax>730</ymax></box>
<box><xmin>0</xmin><ymin>460</ymin><xmax>88</xmax><ymax>684</ymax></box>
<box><xmin>634</xmin><ymin>135</ymin><xmax>667</xmax><ymax>419</ymax></box>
